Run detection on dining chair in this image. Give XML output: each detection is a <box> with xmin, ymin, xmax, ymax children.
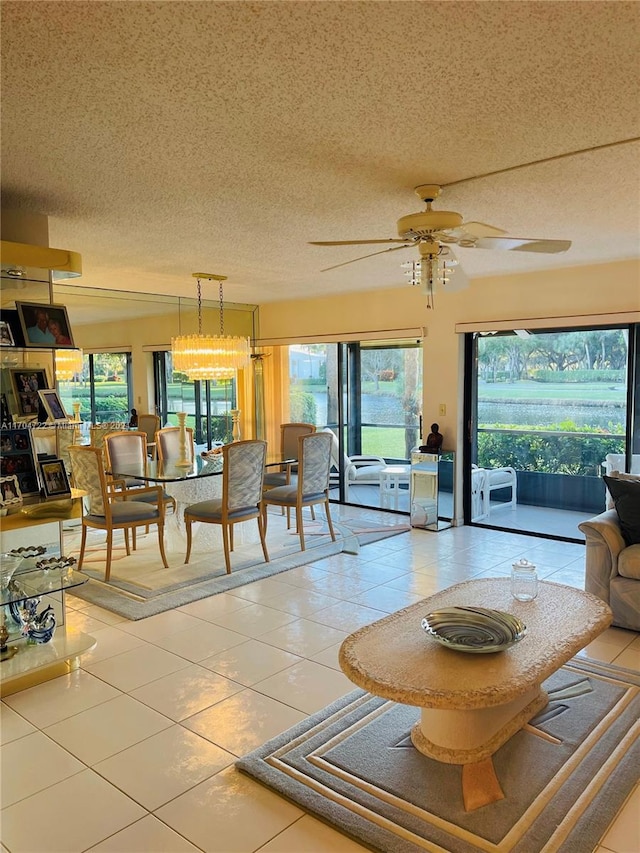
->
<box><xmin>184</xmin><ymin>439</ymin><xmax>269</xmax><ymax>574</ymax></box>
<box><xmin>68</xmin><ymin>444</ymin><xmax>169</xmax><ymax>582</ymax></box>
<box><xmin>263</xmin><ymin>422</ymin><xmax>316</xmax><ymax>490</ymax></box>
<box><xmin>137</xmin><ymin>413</ymin><xmax>161</xmax><ymax>459</ymax></box>
<box><xmin>90</xmin><ymin>423</ymin><xmax>125</xmax><ymax>449</ymax></box>
<box><xmin>156</xmin><ymin>426</ymin><xmax>195</xmax><ymax>463</ymax></box>
<box><xmin>262</xmin><ymin>431</ymin><xmax>336</xmax><ymax>551</ymax></box>
<box><xmin>103</xmin><ymin>430</ymin><xmax>176</xmax><ymax>515</ymax></box>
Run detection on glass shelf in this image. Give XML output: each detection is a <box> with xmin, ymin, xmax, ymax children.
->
<box><xmin>1</xmin><ymin>568</ymin><xmax>88</xmax><ymax>606</ymax></box>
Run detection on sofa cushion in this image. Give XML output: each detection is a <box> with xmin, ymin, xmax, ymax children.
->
<box><xmin>603</xmin><ymin>475</ymin><xmax>640</xmax><ymax>546</ymax></box>
<box><xmin>617</xmin><ymin>544</ymin><xmax>640</xmax><ymax>580</ymax></box>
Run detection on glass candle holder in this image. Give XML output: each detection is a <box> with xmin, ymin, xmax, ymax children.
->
<box><xmin>511</xmin><ymin>558</ymin><xmax>538</xmax><ymax>601</ymax></box>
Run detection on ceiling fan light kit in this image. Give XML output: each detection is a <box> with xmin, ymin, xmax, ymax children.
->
<box><xmin>310</xmin><ymin>182</ymin><xmax>571</xmax><ymax>308</ymax></box>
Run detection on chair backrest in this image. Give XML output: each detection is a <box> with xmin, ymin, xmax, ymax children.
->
<box><xmin>322</xmin><ymin>427</ymin><xmax>350</xmax><ymax>471</ymax></box>
<box><xmin>156</xmin><ymin>426</ymin><xmax>195</xmax><ymax>462</ymax></box>
<box><xmin>68</xmin><ymin>444</ymin><xmax>108</xmax><ymax>516</ymax></box>
<box><xmin>90</xmin><ymin>423</ymin><xmax>125</xmax><ymax>449</ymax></box>
<box><xmin>138</xmin><ymin>413</ymin><xmax>161</xmax><ymax>445</ymax></box>
<box><xmin>281</xmin><ymin>423</ymin><xmax>315</xmax><ymax>458</ymax></box>
<box><xmin>224</xmin><ymin>439</ymin><xmax>267</xmax><ymax>512</ymax></box>
<box><xmin>298</xmin><ymin>431</ymin><xmax>333</xmax><ymax>495</ymax></box>
<box><xmin>103</xmin><ymin>431</ymin><xmax>147</xmax><ymax>473</ymax></box>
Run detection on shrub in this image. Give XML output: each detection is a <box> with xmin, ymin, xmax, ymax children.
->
<box><xmin>290</xmin><ymin>390</ymin><xmax>317</xmax><ymax>424</ymax></box>
<box><xmin>532</xmin><ymin>369</ymin><xmax>625</xmax><ymax>383</ymax></box>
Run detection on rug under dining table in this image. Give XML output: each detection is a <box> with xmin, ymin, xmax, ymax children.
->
<box><xmin>63</xmin><ymin>512</ymin><xmax>410</xmax><ymax>620</ymax></box>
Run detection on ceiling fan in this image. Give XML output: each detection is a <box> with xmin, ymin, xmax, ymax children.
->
<box><xmin>309</xmin><ymin>184</ymin><xmax>571</xmax><ymax>307</ymax></box>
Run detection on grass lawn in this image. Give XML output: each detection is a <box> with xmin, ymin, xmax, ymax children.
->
<box><xmin>479</xmin><ymin>380</ymin><xmax>626</xmax><ymax>403</ymax></box>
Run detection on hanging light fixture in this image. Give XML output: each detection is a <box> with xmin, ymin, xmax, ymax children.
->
<box><xmin>401</xmin><ymin>241</ymin><xmax>458</xmax><ymax>309</ymax></box>
<box><xmin>55</xmin><ymin>348</ymin><xmax>84</xmax><ymax>381</ymax></box>
<box><xmin>171</xmin><ymin>272</ymin><xmax>251</xmax><ymax>381</ymax></box>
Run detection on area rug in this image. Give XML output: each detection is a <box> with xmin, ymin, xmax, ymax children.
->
<box><xmin>66</xmin><ymin>517</ymin><xmax>410</xmax><ymax>620</ymax></box>
<box><xmin>237</xmin><ymin>656</ymin><xmax>640</xmax><ymax>853</ymax></box>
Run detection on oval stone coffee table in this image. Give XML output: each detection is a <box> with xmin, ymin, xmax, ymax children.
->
<box><xmin>339</xmin><ymin>578</ymin><xmax>612</xmax><ymax>767</ymax></box>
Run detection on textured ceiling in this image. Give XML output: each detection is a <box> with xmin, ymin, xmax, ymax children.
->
<box><xmin>1</xmin><ymin>1</ymin><xmax>639</xmax><ymax>305</ymax></box>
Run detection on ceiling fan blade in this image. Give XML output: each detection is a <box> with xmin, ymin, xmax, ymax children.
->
<box><xmin>471</xmin><ymin>236</ymin><xmax>572</xmax><ymax>254</ymax></box>
<box><xmin>310</xmin><ymin>239</ymin><xmax>410</xmax><ymax>246</ymax></box>
<box><xmin>457</xmin><ymin>221</ymin><xmax>508</xmax><ymax>238</ymax></box>
<box><xmin>320</xmin><ymin>243</ymin><xmax>413</xmax><ymax>272</ymax></box>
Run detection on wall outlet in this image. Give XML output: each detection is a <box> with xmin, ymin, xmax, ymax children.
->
<box><xmin>439</xmin><ymin>403</ymin><xmax>446</xmax><ymax>416</ymax></box>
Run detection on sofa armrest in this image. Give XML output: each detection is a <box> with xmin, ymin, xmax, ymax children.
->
<box><xmin>578</xmin><ymin>510</ymin><xmax>626</xmax><ymax>604</ymax></box>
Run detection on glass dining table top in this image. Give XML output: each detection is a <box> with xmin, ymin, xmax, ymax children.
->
<box><xmin>106</xmin><ymin>452</ymin><xmax>296</xmax><ymax>483</ymax></box>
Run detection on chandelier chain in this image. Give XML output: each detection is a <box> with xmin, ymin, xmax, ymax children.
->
<box><xmin>197</xmin><ymin>278</ymin><xmax>203</xmax><ymax>336</ymax></box>
<box><xmin>219</xmin><ymin>280</ymin><xmax>224</xmax><ymax>336</ymax></box>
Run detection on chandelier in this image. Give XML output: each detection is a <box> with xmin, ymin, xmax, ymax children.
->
<box><xmin>55</xmin><ymin>348</ymin><xmax>84</xmax><ymax>381</ymax></box>
<box><xmin>171</xmin><ymin>273</ymin><xmax>251</xmax><ymax>381</ymax></box>
<box><xmin>401</xmin><ymin>241</ymin><xmax>458</xmax><ymax>309</ymax></box>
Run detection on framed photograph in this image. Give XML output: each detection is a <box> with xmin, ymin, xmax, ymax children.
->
<box><xmin>15</xmin><ymin>302</ymin><xmax>75</xmax><ymax>349</ymax></box>
<box><xmin>9</xmin><ymin>368</ymin><xmax>49</xmax><ymax>418</ymax></box>
<box><xmin>38</xmin><ymin>389</ymin><xmax>68</xmax><ymax>422</ymax></box>
<box><xmin>0</xmin><ymin>474</ymin><xmax>22</xmax><ymax>509</ymax></box>
<box><xmin>0</xmin><ymin>320</ymin><xmax>15</xmax><ymax>347</ymax></box>
<box><xmin>39</xmin><ymin>457</ymin><xmax>71</xmax><ymax>498</ymax></box>
<box><xmin>1</xmin><ymin>393</ymin><xmax>10</xmax><ymax>425</ymax></box>
<box><xmin>0</xmin><ymin>427</ymin><xmax>40</xmax><ymax>496</ymax></box>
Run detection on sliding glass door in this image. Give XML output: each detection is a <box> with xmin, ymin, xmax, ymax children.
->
<box><xmin>465</xmin><ymin>325</ymin><xmax>636</xmax><ymax>539</ymax></box>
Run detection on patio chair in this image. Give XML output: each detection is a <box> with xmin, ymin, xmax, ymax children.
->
<box><xmin>472</xmin><ymin>464</ymin><xmax>517</xmax><ymax>517</ymax></box>
<box><xmin>321</xmin><ymin>427</ymin><xmax>387</xmax><ymax>500</ymax></box>
<box><xmin>184</xmin><ymin>439</ymin><xmax>269</xmax><ymax>574</ymax></box>
<box><xmin>262</xmin><ymin>431</ymin><xmax>336</xmax><ymax>551</ymax></box>
<box><xmin>68</xmin><ymin>444</ymin><xmax>169</xmax><ymax>582</ymax></box>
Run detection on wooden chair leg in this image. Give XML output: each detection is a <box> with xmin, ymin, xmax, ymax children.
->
<box><xmin>258</xmin><ymin>514</ymin><xmax>270</xmax><ymax>563</ymax></box>
<box><xmin>124</xmin><ymin>528</ymin><xmax>131</xmax><ymax>555</ymax></box>
<box><xmin>157</xmin><ymin>521</ymin><xmax>169</xmax><ymax>568</ymax></box>
<box><xmin>185</xmin><ymin>517</ymin><xmax>193</xmax><ymax>564</ymax></box>
<box><xmin>222</xmin><ymin>523</ymin><xmax>232</xmax><ymax>574</ymax></box>
<box><xmin>297</xmin><ymin>504</ymin><xmax>305</xmax><ymax>551</ymax></box>
<box><xmin>132</xmin><ymin>527</ymin><xmax>137</xmax><ymax>551</ymax></box>
<box><xmin>324</xmin><ymin>499</ymin><xmax>336</xmax><ymax>541</ymax></box>
<box><xmin>105</xmin><ymin>530</ymin><xmax>113</xmax><ymax>582</ymax></box>
<box><xmin>78</xmin><ymin>524</ymin><xmax>88</xmax><ymax>569</ymax></box>
<box><xmin>229</xmin><ymin>523</ymin><xmax>234</xmax><ymax>553</ymax></box>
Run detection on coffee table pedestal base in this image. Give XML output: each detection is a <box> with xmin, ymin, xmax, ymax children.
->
<box><xmin>411</xmin><ymin>686</ymin><xmax>548</xmax><ymax>765</ymax></box>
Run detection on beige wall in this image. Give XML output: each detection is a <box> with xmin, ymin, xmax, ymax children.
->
<box><xmin>258</xmin><ymin>259</ymin><xmax>640</xmax><ymax>452</ymax></box>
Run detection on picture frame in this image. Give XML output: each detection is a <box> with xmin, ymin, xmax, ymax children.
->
<box><xmin>1</xmin><ymin>393</ymin><xmax>10</xmax><ymax>425</ymax></box>
<box><xmin>0</xmin><ymin>427</ymin><xmax>41</xmax><ymax>497</ymax></box>
<box><xmin>39</xmin><ymin>457</ymin><xmax>71</xmax><ymax>499</ymax></box>
<box><xmin>15</xmin><ymin>302</ymin><xmax>75</xmax><ymax>349</ymax></box>
<box><xmin>38</xmin><ymin>389</ymin><xmax>69</xmax><ymax>423</ymax></box>
<box><xmin>9</xmin><ymin>368</ymin><xmax>49</xmax><ymax>418</ymax></box>
<box><xmin>0</xmin><ymin>320</ymin><xmax>15</xmax><ymax>347</ymax></box>
<box><xmin>0</xmin><ymin>474</ymin><xmax>23</xmax><ymax>509</ymax></box>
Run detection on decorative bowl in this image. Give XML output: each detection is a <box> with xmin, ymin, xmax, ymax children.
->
<box><xmin>421</xmin><ymin>606</ymin><xmax>526</xmax><ymax>654</ymax></box>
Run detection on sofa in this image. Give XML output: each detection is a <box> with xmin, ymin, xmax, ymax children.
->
<box><xmin>579</xmin><ymin>509</ymin><xmax>640</xmax><ymax>632</ymax></box>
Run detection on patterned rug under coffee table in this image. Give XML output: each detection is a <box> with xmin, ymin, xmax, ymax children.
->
<box><xmin>237</xmin><ymin>656</ymin><xmax>640</xmax><ymax>853</ymax></box>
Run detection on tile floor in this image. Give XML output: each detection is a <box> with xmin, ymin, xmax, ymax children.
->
<box><xmin>1</xmin><ymin>506</ymin><xmax>639</xmax><ymax>853</ymax></box>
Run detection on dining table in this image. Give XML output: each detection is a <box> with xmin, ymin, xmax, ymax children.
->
<box><xmin>105</xmin><ymin>451</ymin><xmax>297</xmax><ymax>552</ymax></box>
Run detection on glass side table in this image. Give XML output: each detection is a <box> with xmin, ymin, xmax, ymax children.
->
<box><xmin>0</xmin><ymin>567</ymin><xmax>96</xmax><ymax>696</ymax></box>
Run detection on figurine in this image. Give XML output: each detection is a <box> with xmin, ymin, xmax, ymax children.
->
<box><xmin>420</xmin><ymin>423</ymin><xmax>443</xmax><ymax>454</ymax></box>
<box><xmin>128</xmin><ymin>408</ymin><xmax>138</xmax><ymax>428</ymax></box>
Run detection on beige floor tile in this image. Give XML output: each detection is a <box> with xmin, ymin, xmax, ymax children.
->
<box><xmin>276</xmin><ymin>564</ymin><xmax>333</xmax><ymax>589</ymax></box>
<box><xmin>260</xmin><ymin>617</ymin><xmax>347</xmax><ymax>657</ymax></box>
<box><xmin>311</xmin><ymin>641</ymin><xmax>345</xmax><ymax>671</ymax></box>
<box><xmin>78</xmin><ymin>624</ymin><xmax>147</xmax><ymax>665</ymax></box>
<box><xmin>380</xmin><ymin>571</ymin><xmax>442</xmax><ymax>597</ymax></box>
<box><xmin>116</xmin><ymin>608</ymin><xmax>204</xmax><ymax>642</ymax></box>
<box><xmin>3</xmin><ymin>669</ymin><xmax>120</xmax><ymax>728</ymax></box>
<box><xmin>1</xmin><ymin>730</ymin><xmax>85</xmax><ymax>807</ymax></box>
<box><xmin>155</xmin><ymin>765</ymin><xmax>303</xmax><ymax>852</ymax></box>
<box><xmin>255</xmin><ymin>586</ymin><xmax>342</xmax><ymax>618</ymax></box>
<box><xmin>0</xmin><ymin>703</ymin><xmax>36</xmax><ymax>744</ymax></box>
<box><xmin>306</xmin><ymin>574</ymin><xmax>381</xmax><ymax>599</ymax></box>
<box><xmin>225</xmin><ymin>576</ymin><xmax>299</xmax><ymax>604</ymax></box>
<box><xmin>182</xmin><ymin>688</ymin><xmax>306</xmax><ymax>756</ymax></box>
<box><xmin>77</xmin><ymin>603</ymin><xmax>129</xmax><ymax>626</ymax></box>
<box><xmin>44</xmin><ymin>693</ymin><xmax>172</xmax><ymax>765</ymax></box>
<box><xmin>87</xmin><ymin>814</ymin><xmax>201</xmax><ymax>852</ymax></box>
<box><xmin>259</xmin><ymin>814</ymin><xmax>370</xmax><ymax>852</ymax></box>
<box><xmin>254</xmin><ymin>658</ymin><xmax>353</xmax><ymax>715</ymax></box>
<box><xmin>152</xmin><ymin>620</ymin><xmax>249</xmax><ymax>662</ymax></box>
<box><xmin>346</xmin><ymin>585</ymin><xmax>424</xmax><ymax>613</ymax></box>
<box><xmin>177</xmin><ymin>591</ymin><xmax>253</xmax><ymax>620</ymax></box>
<box><xmin>83</xmin><ymin>642</ymin><xmax>190</xmax><ymax>691</ymax></box>
<box><xmin>200</xmin><ymin>638</ymin><xmax>302</xmax><ymax>686</ymax></box>
<box><xmin>600</xmin><ymin>783</ymin><xmax>640</xmax><ymax>853</ymax></box>
<box><xmin>306</xmin><ymin>600</ymin><xmax>388</xmax><ymax>633</ymax></box>
<box><xmin>1</xmin><ymin>769</ymin><xmax>146</xmax><ymax>852</ymax></box>
<box><xmin>94</xmin><ymin>724</ymin><xmax>235</xmax><ymax>810</ymax></box>
<box><xmin>210</xmin><ymin>601</ymin><xmax>298</xmax><ymax>638</ymax></box>
<box><xmin>130</xmin><ymin>663</ymin><xmax>243</xmax><ymax>720</ymax></box>
<box><xmin>613</xmin><ymin>644</ymin><xmax>640</xmax><ymax>670</ymax></box>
